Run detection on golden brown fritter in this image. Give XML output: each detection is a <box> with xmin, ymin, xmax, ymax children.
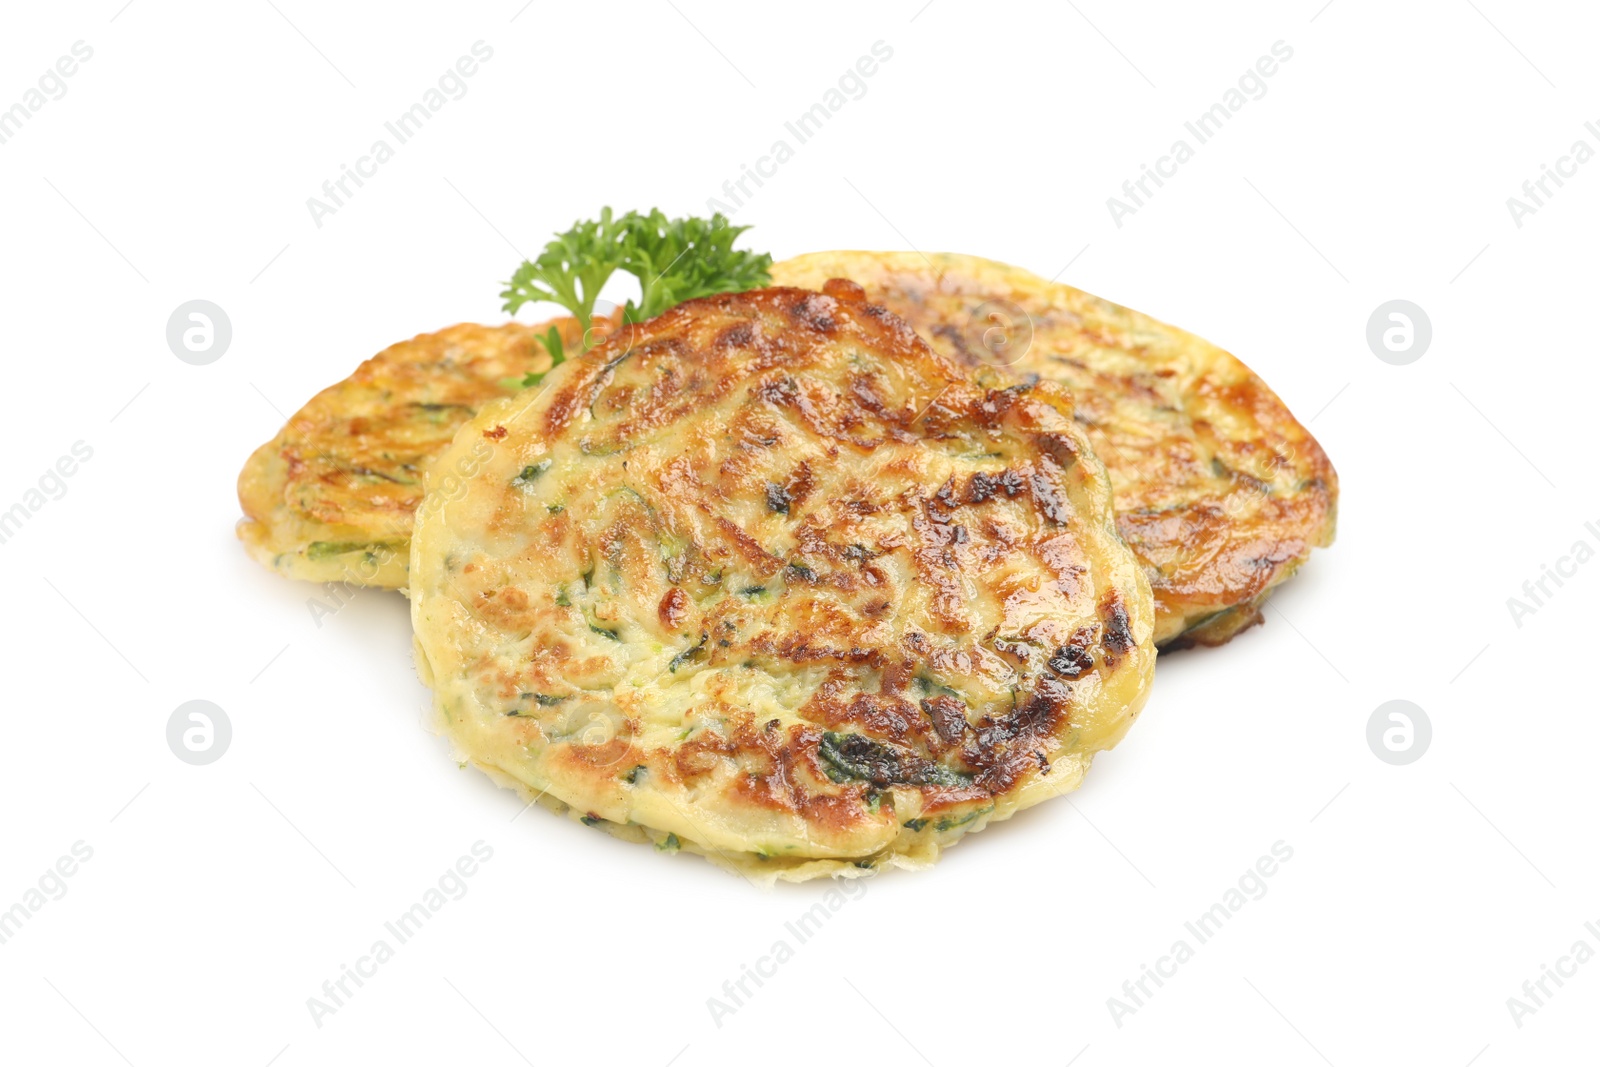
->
<box><xmin>770</xmin><ymin>253</ymin><xmax>1338</xmax><ymax>647</ymax></box>
<box><xmin>409</xmin><ymin>283</ymin><xmax>1156</xmax><ymax>881</ymax></box>
<box><xmin>237</xmin><ymin>318</ymin><xmax>599</xmax><ymax>588</ymax></box>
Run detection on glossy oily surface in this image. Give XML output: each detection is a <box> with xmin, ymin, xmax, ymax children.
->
<box><xmin>771</xmin><ymin>252</ymin><xmax>1338</xmax><ymax>647</ymax></box>
<box><xmin>409</xmin><ymin>283</ymin><xmax>1156</xmax><ymax>881</ymax></box>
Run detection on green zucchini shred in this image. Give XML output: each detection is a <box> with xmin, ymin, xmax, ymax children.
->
<box><xmin>306</xmin><ymin>540</ymin><xmax>387</xmax><ymax>561</ymax></box>
<box><xmin>512</xmin><ymin>459</ymin><xmax>553</xmax><ymax>487</ymax></box>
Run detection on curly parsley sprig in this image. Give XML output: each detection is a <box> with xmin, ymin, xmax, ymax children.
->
<box><xmin>617</xmin><ymin>209</ymin><xmax>773</xmax><ymax>325</ymax></box>
<box><xmin>502</xmin><ymin>208</ymin><xmax>772</xmax><ymax>385</ymax></box>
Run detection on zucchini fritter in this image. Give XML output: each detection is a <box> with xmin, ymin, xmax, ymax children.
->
<box><xmin>770</xmin><ymin>253</ymin><xmax>1338</xmax><ymax>647</ymax></box>
<box><xmin>237</xmin><ymin>318</ymin><xmax>594</xmax><ymax>588</ymax></box>
<box><xmin>409</xmin><ymin>283</ymin><xmax>1155</xmax><ymax>881</ymax></box>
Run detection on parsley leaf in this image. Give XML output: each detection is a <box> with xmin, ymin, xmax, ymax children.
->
<box><xmin>520</xmin><ymin>324</ymin><xmax>567</xmax><ymax>388</ymax></box>
<box><xmin>501</xmin><ymin>208</ymin><xmax>771</xmax><ymax>385</ymax></box>
<box><xmin>616</xmin><ymin>209</ymin><xmax>772</xmax><ymax>324</ymax></box>
<box><xmin>501</xmin><ymin>208</ymin><xmax>630</xmax><ymax>335</ymax></box>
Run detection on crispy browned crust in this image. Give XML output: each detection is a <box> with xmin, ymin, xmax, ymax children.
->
<box><xmin>770</xmin><ymin>253</ymin><xmax>1339</xmax><ymax>647</ymax></box>
<box><xmin>236</xmin><ymin>317</ymin><xmax>602</xmax><ymax>588</ymax></box>
<box><xmin>410</xmin><ymin>283</ymin><xmax>1156</xmax><ymax>875</ymax></box>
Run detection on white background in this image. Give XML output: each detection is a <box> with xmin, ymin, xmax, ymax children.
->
<box><xmin>1</xmin><ymin>1</ymin><xmax>1596</xmax><ymax>1063</ymax></box>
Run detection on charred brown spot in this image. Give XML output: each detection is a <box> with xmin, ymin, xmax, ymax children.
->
<box><xmin>784</xmin><ymin>461</ymin><xmax>816</xmax><ymax>511</ymax></box>
<box><xmin>929</xmin><ymin>322</ymin><xmax>979</xmax><ymax>366</ymax></box>
<box><xmin>752</xmin><ymin>374</ymin><xmax>799</xmax><ymax>408</ymax></box>
<box><xmin>966</xmin><ymin>469</ymin><xmax>1027</xmax><ymax>504</ymax></box>
<box><xmin>1047</xmin><ymin>625</ymin><xmax>1098</xmax><ymax>679</ymax></box>
<box><xmin>715</xmin><ymin>322</ymin><xmax>755</xmax><ymax>349</ymax></box>
<box><xmin>658</xmin><ymin>587</ymin><xmax>690</xmax><ymax>631</ymax></box>
<box><xmin>673</xmin><ymin>727</ymin><xmax>739</xmax><ymax>781</ymax></box>
<box><xmin>965</xmin><ymin>675</ymin><xmax>1072</xmax><ymax>794</ymax></box>
<box><xmin>966</xmin><ymin>471</ymin><xmax>997</xmax><ymax>504</ymax></box>
<box><xmin>1100</xmin><ymin>594</ymin><xmax>1134</xmax><ymax>663</ymax></box>
<box><xmin>993</xmin><ymin>637</ymin><xmax>1032</xmax><ymax>662</ymax></box>
<box><xmin>800</xmin><ymin>676</ymin><xmax>920</xmax><ymax>740</ymax></box>
<box><xmin>482</xmin><ymin>425</ymin><xmax>507</xmax><ymax>440</ymax></box>
<box><xmin>754</xmin><ymin>632</ymin><xmax>882</xmax><ymax>667</ymax></box>
<box><xmin>765</xmin><ymin>481</ymin><xmax>791</xmax><ymax>514</ymax></box>
<box><xmin>1029</xmin><ymin>469</ymin><xmax>1072</xmax><ymax>525</ymax></box>
<box><xmin>786</xmin><ymin>561</ymin><xmax>819</xmax><ymax>583</ymax></box>
<box><xmin>712</xmin><ymin>516</ymin><xmax>784</xmax><ymax>573</ymax></box>
<box><xmin>921</xmin><ymin>695</ymin><xmax>970</xmax><ymax>744</ymax></box>
<box><xmin>787</xmin><ymin>293</ymin><xmax>838</xmax><ymax>333</ymax></box>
